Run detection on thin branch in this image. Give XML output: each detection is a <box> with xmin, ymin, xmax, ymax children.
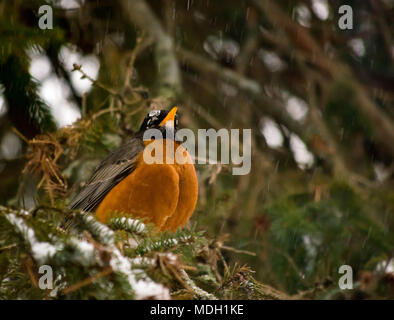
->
<box><xmin>62</xmin><ymin>267</ymin><xmax>113</xmax><ymax>295</ymax></box>
<box><xmin>178</xmin><ymin>48</ymin><xmax>261</xmax><ymax>96</ymax></box>
<box><xmin>221</xmin><ymin>245</ymin><xmax>257</xmax><ymax>256</ymax></box>
<box><xmin>0</xmin><ymin>243</ymin><xmax>17</xmax><ymax>251</ymax></box>
<box><xmin>123</xmin><ymin>34</ymin><xmax>146</xmax><ymax>90</ymax></box>
<box><xmin>306</xmin><ymin>80</ymin><xmax>348</xmax><ymax>176</ymax></box>
<box><xmin>118</xmin><ymin>0</ymin><xmax>182</xmax><ymax>103</ymax></box>
<box><xmin>253</xmin><ymin>0</ymin><xmax>394</xmax><ymax>158</ymax></box>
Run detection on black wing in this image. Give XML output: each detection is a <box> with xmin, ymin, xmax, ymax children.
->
<box><xmin>69</xmin><ymin>137</ymin><xmax>145</xmax><ymax>212</ymax></box>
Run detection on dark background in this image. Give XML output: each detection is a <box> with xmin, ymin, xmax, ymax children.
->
<box><xmin>0</xmin><ymin>0</ymin><xmax>393</xmax><ymax>299</ymax></box>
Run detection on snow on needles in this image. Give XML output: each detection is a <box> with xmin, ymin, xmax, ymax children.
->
<box><xmin>109</xmin><ymin>247</ymin><xmax>170</xmax><ymax>300</ymax></box>
<box><xmin>5</xmin><ymin>211</ymin><xmax>170</xmax><ymax>300</ymax></box>
<box><xmin>5</xmin><ymin>213</ymin><xmax>58</xmax><ymax>264</ymax></box>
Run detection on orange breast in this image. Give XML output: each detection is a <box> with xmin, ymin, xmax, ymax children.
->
<box><xmin>95</xmin><ymin>139</ymin><xmax>198</xmax><ymax>232</ymax></box>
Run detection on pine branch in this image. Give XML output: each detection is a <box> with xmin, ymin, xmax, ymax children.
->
<box><xmin>108</xmin><ymin>216</ymin><xmax>147</xmax><ymax>236</ymax></box>
<box><xmin>179</xmin><ymin>269</ymin><xmax>218</xmax><ymax>300</ymax></box>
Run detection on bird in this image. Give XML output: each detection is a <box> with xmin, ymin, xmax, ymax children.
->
<box><xmin>69</xmin><ymin>107</ymin><xmax>198</xmax><ymax>232</ymax></box>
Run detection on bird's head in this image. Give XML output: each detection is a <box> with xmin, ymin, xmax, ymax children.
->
<box><xmin>139</xmin><ymin>106</ymin><xmax>179</xmax><ymax>138</ymax></box>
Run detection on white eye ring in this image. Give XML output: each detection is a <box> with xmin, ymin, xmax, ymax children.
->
<box><xmin>149</xmin><ymin>110</ymin><xmax>161</xmax><ymax>117</ymax></box>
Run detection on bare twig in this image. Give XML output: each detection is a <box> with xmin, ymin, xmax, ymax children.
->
<box><xmin>119</xmin><ymin>0</ymin><xmax>182</xmax><ymax>103</ymax></box>
<box><xmin>62</xmin><ymin>267</ymin><xmax>113</xmax><ymax>295</ymax></box>
<box><xmin>0</xmin><ymin>243</ymin><xmax>17</xmax><ymax>251</ymax></box>
<box><xmin>221</xmin><ymin>245</ymin><xmax>256</xmax><ymax>256</ymax></box>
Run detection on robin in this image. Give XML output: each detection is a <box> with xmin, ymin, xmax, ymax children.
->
<box><xmin>69</xmin><ymin>107</ymin><xmax>198</xmax><ymax>232</ymax></box>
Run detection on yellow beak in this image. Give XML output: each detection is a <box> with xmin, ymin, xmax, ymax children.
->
<box><xmin>159</xmin><ymin>107</ymin><xmax>178</xmax><ymax>127</ymax></box>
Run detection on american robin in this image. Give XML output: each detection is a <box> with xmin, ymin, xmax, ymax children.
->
<box><xmin>69</xmin><ymin>107</ymin><xmax>198</xmax><ymax>232</ymax></box>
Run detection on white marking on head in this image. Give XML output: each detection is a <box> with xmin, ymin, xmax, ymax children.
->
<box><xmin>149</xmin><ymin>110</ymin><xmax>161</xmax><ymax>117</ymax></box>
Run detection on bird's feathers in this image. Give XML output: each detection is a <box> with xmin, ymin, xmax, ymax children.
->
<box><xmin>69</xmin><ymin>137</ymin><xmax>145</xmax><ymax>212</ymax></box>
